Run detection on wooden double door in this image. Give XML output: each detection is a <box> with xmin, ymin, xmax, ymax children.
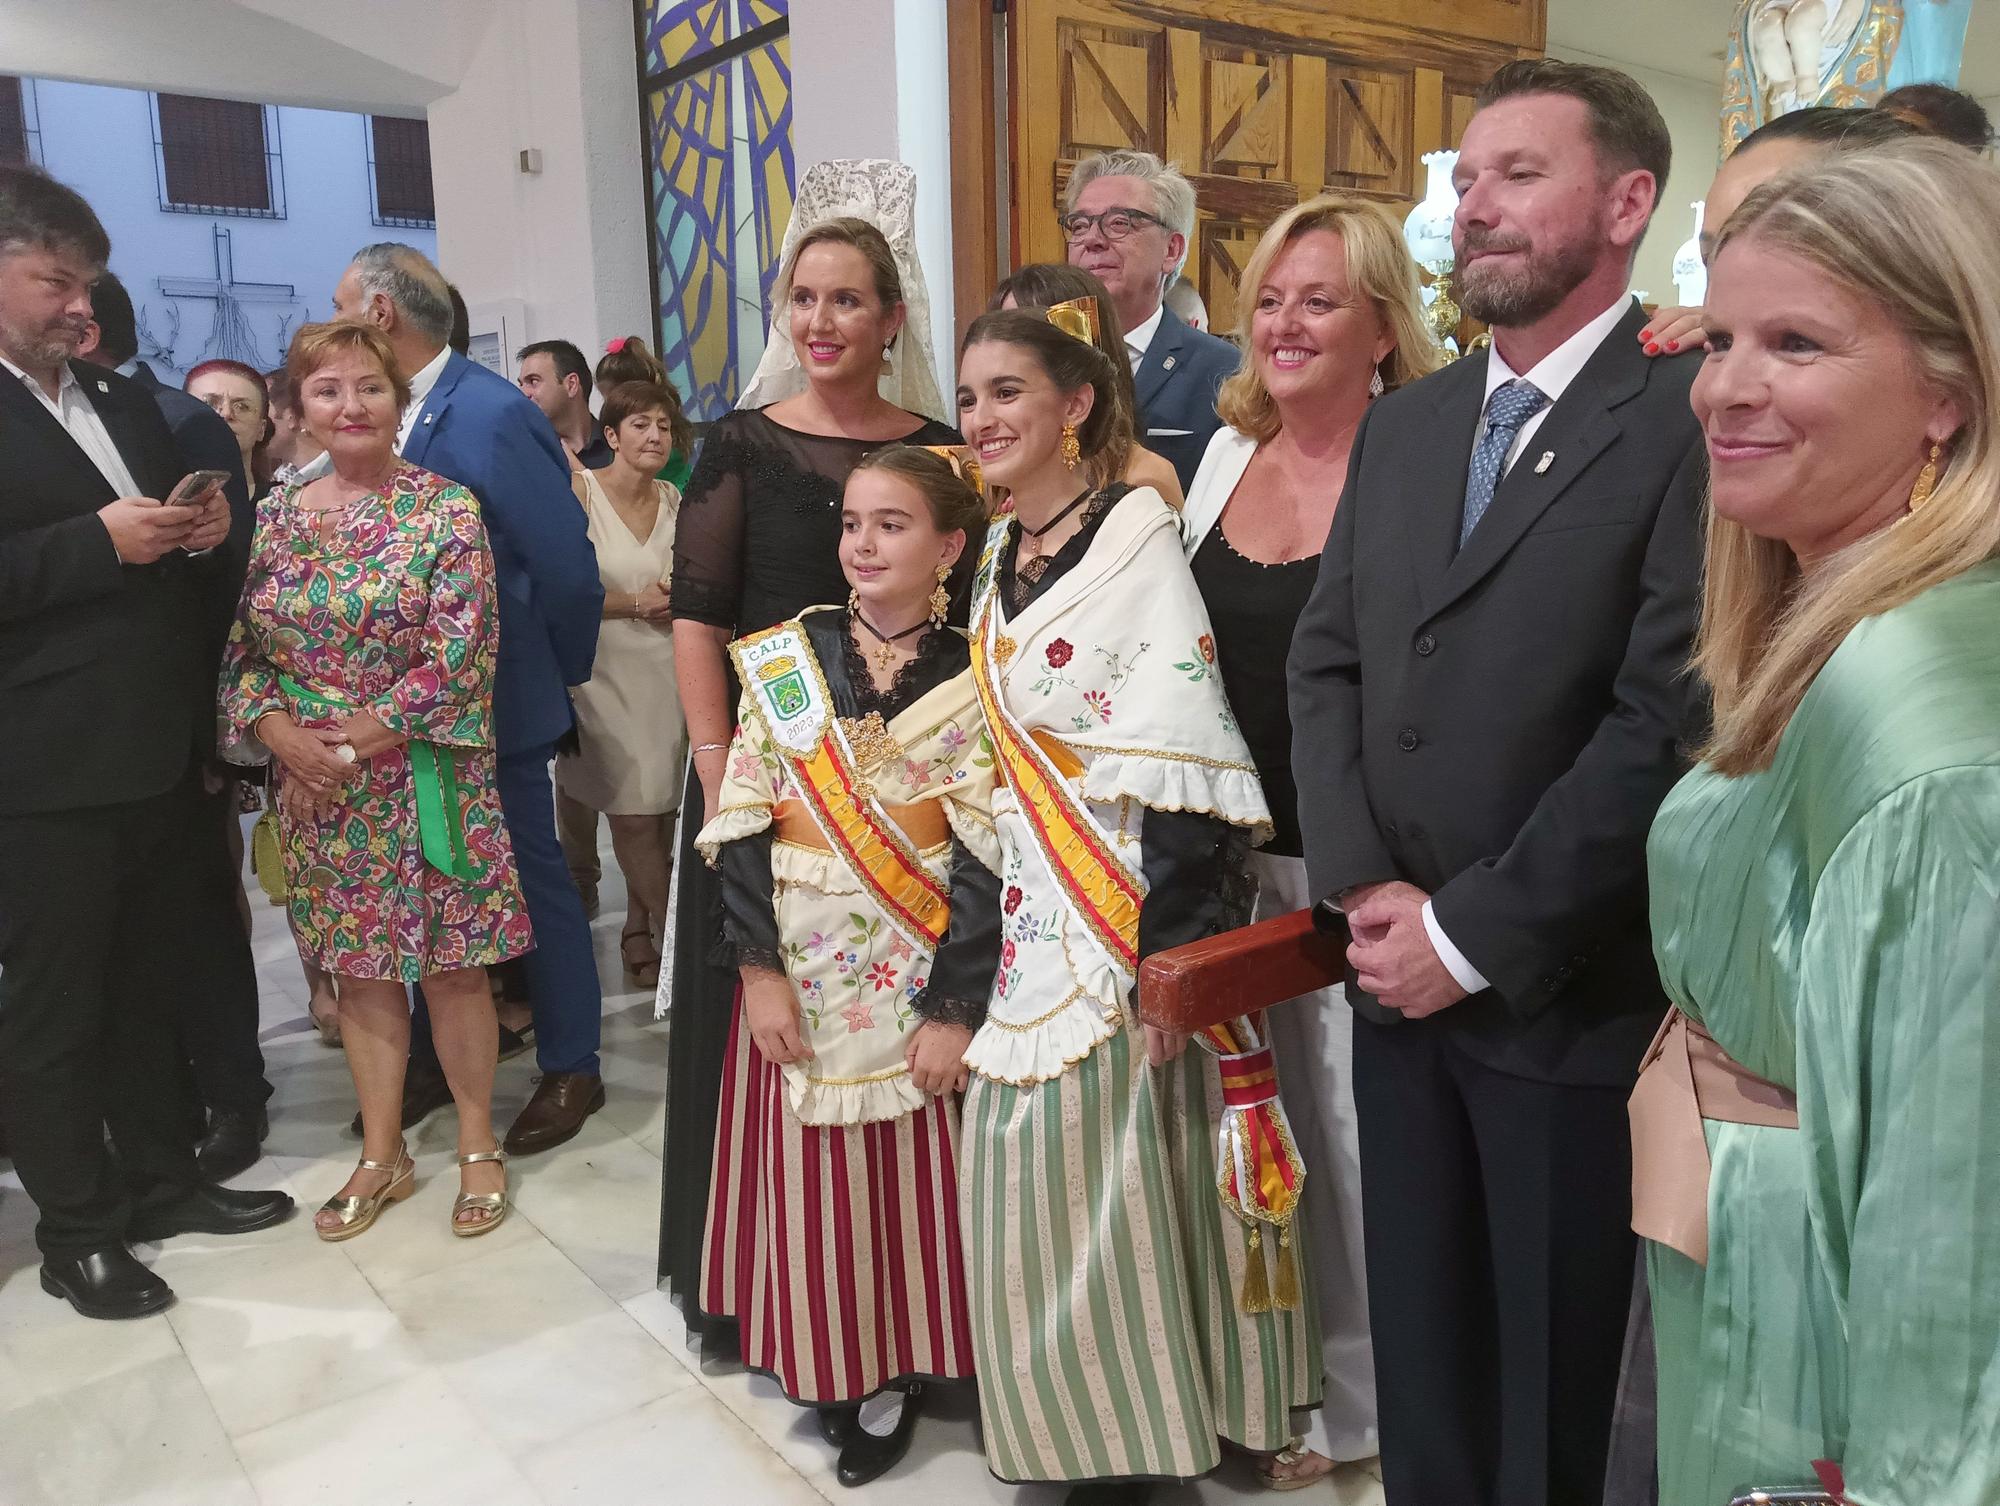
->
<box><xmin>1008</xmin><ymin>0</ymin><xmax>1544</xmax><ymax>335</ymax></box>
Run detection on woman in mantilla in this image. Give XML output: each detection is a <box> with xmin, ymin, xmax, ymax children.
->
<box><xmin>953</xmin><ymin>303</ymin><xmax>1319</xmax><ymax>1505</ymax></box>
<box><xmin>659</xmin><ymin>201</ymin><xmax>959</xmax><ymax>1330</ymax></box>
<box><xmin>696</xmin><ymin>445</ymin><xmax>998</xmax><ymax>1489</ymax></box>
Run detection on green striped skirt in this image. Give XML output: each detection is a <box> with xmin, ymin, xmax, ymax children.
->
<box><xmin>962</xmin><ymin>1025</ymin><xmax>1321</xmax><ymax>1483</ymax></box>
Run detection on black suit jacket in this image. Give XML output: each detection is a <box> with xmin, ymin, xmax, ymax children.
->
<box><xmin>1133</xmin><ymin>309</ymin><xmax>1239</xmax><ymax>492</ymax></box>
<box><xmin>1287</xmin><ymin>301</ymin><xmax>1706</xmax><ymax>1086</ymax></box>
<box><xmin>126</xmin><ymin>359</ymin><xmax>254</xmax><ymax>651</ymax></box>
<box><xmin>0</xmin><ymin>361</ymin><xmax>232</xmax><ymax>816</ymax></box>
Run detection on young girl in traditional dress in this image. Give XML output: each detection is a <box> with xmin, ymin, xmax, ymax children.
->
<box><xmin>952</xmin><ymin>305</ymin><xmax>1320</xmax><ymax>1504</ymax></box>
<box><xmin>695</xmin><ymin>446</ymin><xmax>999</xmax><ymax>1487</ymax></box>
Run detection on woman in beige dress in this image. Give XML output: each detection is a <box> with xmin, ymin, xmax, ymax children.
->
<box><xmin>555</xmin><ymin>380</ymin><xmax>687</xmax><ymax>984</ymax></box>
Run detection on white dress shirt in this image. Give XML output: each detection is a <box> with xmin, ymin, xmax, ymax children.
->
<box><xmin>2</xmin><ymin>353</ymin><xmax>144</xmax><ymax>500</ymax></box>
<box><xmin>395</xmin><ymin>342</ymin><xmax>452</xmax><ymax>453</ymax></box>
<box><xmin>1123</xmin><ymin>303</ymin><xmax>1165</xmax><ymax>374</ymax></box>
<box><xmin>1422</xmin><ymin>294</ymin><xmax>1636</xmax><ymax>996</ymax></box>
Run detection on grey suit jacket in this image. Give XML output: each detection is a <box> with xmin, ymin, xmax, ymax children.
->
<box><xmin>1286</xmin><ymin>300</ymin><xmax>1708</xmax><ymax>1086</ymax></box>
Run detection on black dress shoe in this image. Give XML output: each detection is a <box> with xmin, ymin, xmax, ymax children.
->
<box><xmin>835</xmin><ymin>1384</ymin><xmax>923</xmax><ymax>1488</ymax></box>
<box><xmin>816</xmin><ymin>1404</ymin><xmax>861</xmax><ymax>1448</ymax></box>
<box><xmin>1064</xmin><ymin>1485</ymin><xmax>1151</xmax><ymax>1506</ymax></box>
<box><xmin>40</xmin><ymin>1248</ymin><xmax>175</xmax><ymax>1320</ymax></box>
<box><xmin>349</xmin><ymin>1057</ymin><xmax>454</xmax><ymax>1136</ymax></box>
<box><xmin>128</xmin><ymin>1182</ymin><xmax>295</xmax><ymax>1242</ymax></box>
<box><xmin>196</xmin><ymin>1107</ymin><xmax>270</xmax><ymax>1182</ymax></box>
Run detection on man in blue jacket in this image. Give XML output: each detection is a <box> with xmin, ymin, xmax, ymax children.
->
<box><xmin>332</xmin><ymin>244</ymin><xmax>608</xmax><ymax>1154</ymax></box>
<box><xmin>1063</xmin><ymin>149</ymin><xmax>1240</xmax><ymax>492</ymax></box>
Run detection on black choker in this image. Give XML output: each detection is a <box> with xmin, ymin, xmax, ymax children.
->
<box><xmin>853</xmin><ymin>608</ymin><xmax>929</xmax><ymax>672</ymax></box>
<box><xmin>1016</xmin><ymin>486</ymin><xmax>1094</xmax><ymax>582</ymax></box>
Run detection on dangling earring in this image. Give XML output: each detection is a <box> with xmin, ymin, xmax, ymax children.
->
<box><xmin>1060</xmin><ymin>423</ymin><xmax>1081</xmax><ymax>471</ymax></box>
<box><xmin>1368</xmin><ymin>368</ymin><xmax>1385</xmax><ymax>399</ymax></box>
<box><xmin>1909</xmin><ymin>440</ymin><xmax>1943</xmax><ymax>513</ymax></box>
<box><xmin>881</xmin><ymin>342</ymin><xmax>895</xmax><ymax>374</ymax></box>
<box><xmin>929</xmin><ymin>564</ymin><xmax>952</xmax><ymax>626</ymax></box>
<box><xmin>848</xmin><ymin>586</ymin><xmax>861</xmax><ymax>613</ymax></box>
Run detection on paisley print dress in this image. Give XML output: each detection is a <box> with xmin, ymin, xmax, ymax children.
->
<box><xmin>219</xmin><ymin>464</ymin><xmax>531</xmax><ymax>981</ymax></box>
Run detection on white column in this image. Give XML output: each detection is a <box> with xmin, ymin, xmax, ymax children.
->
<box><xmin>791</xmin><ymin>0</ymin><xmax>958</xmax><ymax>397</ymax></box>
<box><xmin>428</xmin><ymin>0</ymin><xmax>650</xmax><ymax>365</ymax></box>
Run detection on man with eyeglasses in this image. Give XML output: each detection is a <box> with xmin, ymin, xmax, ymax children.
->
<box><xmin>1062</xmin><ymin>149</ymin><xmax>1238</xmax><ymax>490</ymax></box>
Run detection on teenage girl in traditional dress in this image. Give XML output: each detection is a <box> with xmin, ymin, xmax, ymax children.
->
<box><xmin>952</xmin><ymin>305</ymin><xmax>1320</xmax><ymax>1505</ymax></box>
<box><xmin>695</xmin><ymin>446</ymin><xmax>999</xmax><ymax>1488</ymax></box>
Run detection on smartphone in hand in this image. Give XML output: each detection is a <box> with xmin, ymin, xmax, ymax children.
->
<box><xmin>166</xmin><ymin>469</ymin><xmax>231</xmax><ymax>507</ymax></box>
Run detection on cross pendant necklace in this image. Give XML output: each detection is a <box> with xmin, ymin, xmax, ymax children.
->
<box><xmin>854</xmin><ymin>611</ymin><xmax>928</xmax><ymax>673</ymax></box>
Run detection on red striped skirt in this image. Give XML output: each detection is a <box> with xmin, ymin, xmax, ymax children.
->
<box><xmin>699</xmin><ymin>1000</ymin><xmax>974</xmax><ymax>1404</ymax></box>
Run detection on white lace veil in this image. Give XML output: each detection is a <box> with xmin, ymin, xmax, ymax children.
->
<box><xmin>736</xmin><ymin>158</ymin><xmax>948</xmax><ymax>422</ymax></box>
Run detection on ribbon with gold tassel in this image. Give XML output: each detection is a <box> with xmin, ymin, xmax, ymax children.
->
<box><xmin>1196</xmin><ymin>1010</ymin><xmax>1306</xmax><ymax>1313</ymax></box>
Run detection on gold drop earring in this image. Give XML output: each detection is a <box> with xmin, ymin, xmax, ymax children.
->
<box><xmin>928</xmin><ymin>564</ymin><xmax>952</xmax><ymax>627</ymax></box>
<box><xmin>1060</xmin><ymin>423</ymin><xmax>1081</xmax><ymax>471</ymax></box>
<box><xmin>1909</xmin><ymin>440</ymin><xmax>1942</xmax><ymax>513</ymax></box>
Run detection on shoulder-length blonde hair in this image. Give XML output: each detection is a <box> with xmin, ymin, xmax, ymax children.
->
<box><xmin>1697</xmin><ymin>139</ymin><xmax>2000</xmax><ymax>775</ymax></box>
<box><xmin>1215</xmin><ymin>193</ymin><xmax>1441</xmax><ymax>442</ymax></box>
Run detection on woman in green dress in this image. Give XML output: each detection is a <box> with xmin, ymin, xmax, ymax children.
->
<box><xmin>1637</xmin><ymin>139</ymin><xmax>2000</xmax><ymax>1504</ymax></box>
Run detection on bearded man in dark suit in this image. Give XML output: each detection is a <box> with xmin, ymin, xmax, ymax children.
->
<box><xmin>1288</xmin><ymin>60</ymin><xmax>1706</xmax><ymax>1505</ymax></box>
<box><xmin>0</xmin><ymin>167</ymin><xmax>293</xmax><ymax>1321</ymax></box>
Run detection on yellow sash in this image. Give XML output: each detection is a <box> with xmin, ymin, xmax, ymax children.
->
<box><xmin>969</xmin><ymin>600</ymin><xmax>1143</xmax><ymax>974</ymax></box>
<box><xmin>732</xmin><ymin>623</ymin><xmax>949</xmax><ymax>957</ymax></box>
<box><xmin>785</xmin><ymin>730</ymin><xmax>949</xmax><ymax>951</ymax></box>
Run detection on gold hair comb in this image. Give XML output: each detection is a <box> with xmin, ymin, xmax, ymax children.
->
<box><xmin>919</xmin><ymin>444</ymin><xmax>986</xmax><ymax>495</ymax></box>
<box><xmin>1041</xmin><ymin>296</ymin><xmax>1101</xmax><ymax>347</ymax></box>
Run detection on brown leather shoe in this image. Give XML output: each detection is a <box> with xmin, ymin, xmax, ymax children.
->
<box><xmin>503</xmin><ymin>1072</ymin><xmax>605</xmax><ymax>1156</ymax></box>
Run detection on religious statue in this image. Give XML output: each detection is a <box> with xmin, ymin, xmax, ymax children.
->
<box><xmin>1719</xmin><ymin>0</ymin><xmax>1976</xmax><ymax>155</ymax></box>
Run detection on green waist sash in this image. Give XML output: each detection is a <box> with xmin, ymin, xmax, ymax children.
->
<box><xmin>276</xmin><ymin>674</ymin><xmax>477</xmax><ymax>881</ymax></box>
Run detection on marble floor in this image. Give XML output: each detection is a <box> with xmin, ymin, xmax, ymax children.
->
<box><xmin>0</xmin><ymin>824</ymin><xmax>1386</xmax><ymax>1506</ymax></box>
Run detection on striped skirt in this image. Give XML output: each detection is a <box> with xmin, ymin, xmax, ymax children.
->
<box><xmin>700</xmin><ymin>1001</ymin><xmax>974</xmax><ymax>1404</ymax></box>
<box><xmin>962</xmin><ymin>1024</ymin><xmax>1321</xmax><ymax>1483</ymax></box>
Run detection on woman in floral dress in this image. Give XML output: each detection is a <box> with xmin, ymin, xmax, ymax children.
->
<box><xmin>220</xmin><ymin>321</ymin><xmax>530</xmax><ymax>1242</ymax></box>
<box><xmin>696</xmin><ymin>446</ymin><xmax>997</xmax><ymax>1486</ymax></box>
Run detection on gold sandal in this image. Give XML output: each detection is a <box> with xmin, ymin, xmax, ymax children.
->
<box><xmin>315</xmin><ymin>1141</ymin><xmax>414</xmax><ymax>1242</ymax></box>
<box><xmin>1255</xmin><ymin>1439</ymin><xmax>1337</xmax><ymax>1492</ymax></box>
<box><xmin>451</xmin><ymin>1148</ymin><xmax>509</xmax><ymax>1238</ymax></box>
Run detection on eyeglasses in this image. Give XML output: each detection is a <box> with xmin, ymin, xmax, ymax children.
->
<box><xmin>1058</xmin><ymin>206</ymin><xmax>1167</xmax><ymax>243</ymax></box>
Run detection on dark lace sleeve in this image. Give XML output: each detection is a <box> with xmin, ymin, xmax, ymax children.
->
<box><xmin>670</xmin><ymin>419</ymin><xmax>750</xmax><ymax>629</ymax></box>
<box><xmin>1137</xmin><ymin>808</ymin><xmax>1253</xmax><ymax>961</ymax></box>
<box><xmin>718</xmin><ymin>831</ymin><xmax>784</xmax><ymax>974</ymax></box>
<box><xmin>911</xmin><ymin>834</ymin><xmax>1001</xmax><ymax>1028</ymax></box>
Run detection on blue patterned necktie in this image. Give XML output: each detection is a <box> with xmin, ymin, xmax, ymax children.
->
<box><xmin>1460</xmin><ymin>378</ymin><xmax>1549</xmax><ymax>544</ymax></box>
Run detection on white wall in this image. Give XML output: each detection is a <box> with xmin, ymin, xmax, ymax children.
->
<box><xmin>790</xmin><ymin>0</ymin><xmax>958</xmax><ymax>395</ymax></box>
<box><xmin>2</xmin><ymin>0</ymin><xmax>650</xmax><ymax>378</ymax></box>
<box><xmin>1548</xmin><ymin>47</ymin><xmax>1723</xmax><ymax>307</ymax></box>
<box><xmin>428</xmin><ymin>0</ymin><xmax>650</xmax><ymax>366</ymax></box>
<box><xmin>30</xmin><ymin>78</ymin><xmax>435</xmax><ymax>378</ymax></box>
<box><xmin>893</xmin><ymin>0</ymin><xmax>956</xmax><ymax>393</ymax></box>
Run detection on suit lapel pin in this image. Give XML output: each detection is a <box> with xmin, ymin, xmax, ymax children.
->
<box><xmin>1534</xmin><ymin>450</ymin><xmax>1555</xmax><ymax>475</ymax></box>
<box><xmin>1162</xmin><ymin>355</ymin><xmax>1177</xmax><ymax>372</ymax></box>
<box><xmin>95</xmin><ymin>379</ymin><xmax>109</xmax><ymax>393</ymax></box>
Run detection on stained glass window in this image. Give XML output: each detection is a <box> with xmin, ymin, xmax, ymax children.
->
<box><xmin>639</xmin><ymin>0</ymin><xmax>795</xmax><ymax>423</ymax></box>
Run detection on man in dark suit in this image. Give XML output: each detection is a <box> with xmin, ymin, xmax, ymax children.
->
<box><xmin>1287</xmin><ymin>61</ymin><xmax>1705</xmax><ymax>1505</ymax></box>
<box><xmin>330</xmin><ymin>243</ymin><xmax>607</xmax><ymax>1155</ymax></box>
<box><xmin>517</xmin><ymin>338</ymin><xmax>612</xmax><ymax>469</ymax></box>
<box><xmin>80</xmin><ymin>269</ymin><xmax>273</xmax><ymax>1181</ymax></box>
<box><xmin>0</xmin><ymin>167</ymin><xmax>293</xmax><ymax>1320</ymax></box>
<box><xmin>1063</xmin><ymin>149</ymin><xmax>1239</xmax><ymax>491</ymax></box>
